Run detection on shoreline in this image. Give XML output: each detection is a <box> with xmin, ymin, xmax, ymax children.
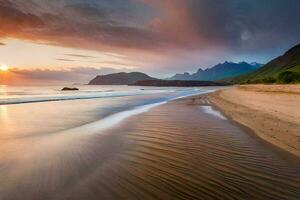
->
<box><xmin>1</xmin><ymin>86</ymin><xmax>300</xmax><ymax>199</ymax></box>
<box><xmin>68</xmin><ymin>96</ymin><xmax>300</xmax><ymax>199</ymax></box>
<box><xmin>198</xmin><ymin>85</ymin><xmax>300</xmax><ymax>157</ymax></box>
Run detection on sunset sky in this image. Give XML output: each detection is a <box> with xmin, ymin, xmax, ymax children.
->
<box><xmin>1</xmin><ymin>0</ymin><xmax>300</xmax><ymax>84</ymax></box>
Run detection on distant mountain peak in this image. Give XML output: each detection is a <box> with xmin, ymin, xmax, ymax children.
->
<box><xmin>249</xmin><ymin>62</ymin><xmax>264</xmax><ymax>68</ymax></box>
<box><xmin>169</xmin><ymin>61</ymin><xmax>260</xmax><ymax>81</ymax></box>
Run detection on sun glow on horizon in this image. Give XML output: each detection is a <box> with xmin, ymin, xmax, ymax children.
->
<box><xmin>0</xmin><ymin>65</ymin><xmax>9</xmax><ymax>72</ymax></box>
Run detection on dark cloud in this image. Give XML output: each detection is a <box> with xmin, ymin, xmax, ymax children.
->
<box><xmin>0</xmin><ymin>0</ymin><xmax>160</xmax><ymax>52</ymax></box>
<box><xmin>186</xmin><ymin>0</ymin><xmax>300</xmax><ymax>51</ymax></box>
<box><xmin>2</xmin><ymin>0</ymin><xmax>299</xmax><ymax>53</ymax></box>
<box><xmin>0</xmin><ymin>0</ymin><xmax>300</xmax><ymax>70</ymax></box>
<box><xmin>0</xmin><ymin>0</ymin><xmax>44</xmax><ymax>38</ymax></box>
<box><xmin>0</xmin><ymin>42</ymin><xmax>5</xmax><ymax>45</ymax></box>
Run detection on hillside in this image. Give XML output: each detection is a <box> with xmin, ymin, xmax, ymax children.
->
<box><xmin>170</xmin><ymin>62</ymin><xmax>261</xmax><ymax>81</ymax></box>
<box><xmin>88</xmin><ymin>72</ymin><xmax>156</xmax><ymax>85</ymax></box>
<box><xmin>233</xmin><ymin>43</ymin><xmax>300</xmax><ymax>83</ymax></box>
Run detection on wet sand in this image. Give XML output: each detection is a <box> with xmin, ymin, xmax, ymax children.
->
<box><xmin>206</xmin><ymin>85</ymin><xmax>300</xmax><ymax>157</ymax></box>
<box><xmin>1</xmin><ymin>95</ymin><xmax>300</xmax><ymax>200</ymax></box>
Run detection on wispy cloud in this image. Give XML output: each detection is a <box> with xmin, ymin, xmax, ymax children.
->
<box><xmin>64</xmin><ymin>54</ymin><xmax>98</xmax><ymax>59</ymax></box>
<box><xmin>56</xmin><ymin>58</ymin><xmax>76</xmax><ymax>62</ymax></box>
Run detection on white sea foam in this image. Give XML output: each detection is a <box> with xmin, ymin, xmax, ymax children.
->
<box><xmin>65</xmin><ymin>101</ymin><xmax>168</xmax><ymax>135</ymax></box>
<box><xmin>0</xmin><ymin>89</ymin><xmax>168</xmax><ymax>105</ymax></box>
<box><xmin>201</xmin><ymin>106</ymin><xmax>227</xmax><ymax>120</ymax></box>
<box><xmin>59</xmin><ymin>89</ymin><xmax>216</xmax><ymax>135</ymax></box>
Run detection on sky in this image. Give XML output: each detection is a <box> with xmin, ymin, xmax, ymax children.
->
<box><xmin>0</xmin><ymin>0</ymin><xmax>300</xmax><ymax>84</ymax></box>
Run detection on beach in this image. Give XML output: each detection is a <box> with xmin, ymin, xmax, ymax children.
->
<box><xmin>205</xmin><ymin>84</ymin><xmax>300</xmax><ymax>157</ymax></box>
<box><xmin>0</xmin><ymin>86</ymin><xmax>300</xmax><ymax>199</ymax></box>
<box><xmin>1</xmin><ymin>1</ymin><xmax>300</xmax><ymax>199</ymax></box>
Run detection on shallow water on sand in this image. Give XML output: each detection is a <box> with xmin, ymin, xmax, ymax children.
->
<box><xmin>0</xmin><ymin>85</ymin><xmax>209</xmax><ymax>139</ymax></box>
<box><xmin>0</xmin><ymin>94</ymin><xmax>300</xmax><ymax>199</ymax></box>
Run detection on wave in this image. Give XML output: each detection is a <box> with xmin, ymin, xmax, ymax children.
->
<box><xmin>0</xmin><ymin>88</ymin><xmax>212</xmax><ymax>105</ymax></box>
<box><xmin>200</xmin><ymin>105</ymin><xmax>227</xmax><ymax>120</ymax></box>
<box><xmin>0</xmin><ymin>89</ymin><xmax>170</xmax><ymax>105</ymax></box>
<box><xmin>56</xmin><ymin>89</ymin><xmax>214</xmax><ymax>135</ymax></box>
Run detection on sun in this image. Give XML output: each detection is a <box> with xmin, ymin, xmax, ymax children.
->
<box><xmin>0</xmin><ymin>65</ymin><xmax>9</xmax><ymax>72</ymax></box>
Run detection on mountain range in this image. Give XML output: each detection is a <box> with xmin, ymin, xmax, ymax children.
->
<box><xmin>232</xmin><ymin>43</ymin><xmax>300</xmax><ymax>83</ymax></box>
<box><xmin>88</xmin><ymin>43</ymin><xmax>300</xmax><ymax>85</ymax></box>
<box><xmin>170</xmin><ymin>62</ymin><xmax>262</xmax><ymax>81</ymax></box>
<box><xmin>88</xmin><ymin>62</ymin><xmax>263</xmax><ymax>85</ymax></box>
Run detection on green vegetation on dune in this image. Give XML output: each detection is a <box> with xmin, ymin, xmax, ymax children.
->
<box><xmin>231</xmin><ymin>43</ymin><xmax>300</xmax><ymax>84</ymax></box>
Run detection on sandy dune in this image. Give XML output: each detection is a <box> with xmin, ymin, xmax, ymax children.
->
<box><xmin>207</xmin><ymin>84</ymin><xmax>300</xmax><ymax>157</ymax></box>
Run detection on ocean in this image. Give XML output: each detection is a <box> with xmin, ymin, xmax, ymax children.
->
<box><xmin>0</xmin><ymin>85</ymin><xmax>214</xmax><ymax>139</ymax></box>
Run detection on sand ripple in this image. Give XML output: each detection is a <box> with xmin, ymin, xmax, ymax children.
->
<box><xmin>0</xmin><ymin>102</ymin><xmax>299</xmax><ymax>199</ymax></box>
